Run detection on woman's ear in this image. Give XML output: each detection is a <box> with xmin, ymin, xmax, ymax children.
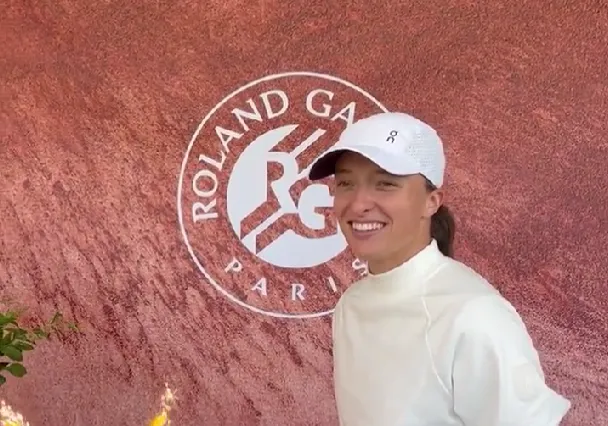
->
<box><xmin>424</xmin><ymin>188</ymin><xmax>444</xmax><ymax>218</ymax></box>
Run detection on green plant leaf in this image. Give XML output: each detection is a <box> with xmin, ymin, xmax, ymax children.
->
<box><xmin>0</xmin><ymin>362</ymin><xmax>8</xmax><ymax>371</ymax></box>
<box><xmin>0</xmin><ymin>345</ymin><xmax>23</xmax><ymax>361</ymax></box>
<box><xmin>13</xmin><ymin>341</ymin><xmax>35</xmax><ymax>351</ymax></box>
<box><xmin>1</xmin><ymin>332</ymin><xmax>14</xmax><ymax>346</ymax></box>
<box><xmin>0</xmin><ymin>312</ymin><xmax>18</xmax><ymax>326</ymax></box>
<box><xmin>5</xmin><ymin>327</ymin><xmax>28</xmax><ymax>340</ymax></box>
<box><xmin>6</xmin><ymin>363</ymin><xmax>26</xmax><ymax>377</ymax></box>
<box><xmin>32</xmin><ymin>328</ymin><xmax>49</xmax><ymax>339</ymax></box>
<box><xmin>0</xmin><ymin>374</ymin><xmax>5</xmax><ymax>386</ymax></box>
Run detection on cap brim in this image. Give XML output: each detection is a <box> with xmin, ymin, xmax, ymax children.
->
<box><xmin>308</xmin><ymin>148</ymin><xmax>348</xmax><ymax>181</ymax></box>
<box><xmin>308</xmin><ymin>145</ymin><xmax>419</xmax><ymax>181</ymax></box>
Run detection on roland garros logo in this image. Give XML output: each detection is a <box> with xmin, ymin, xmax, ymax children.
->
<box><xmin>177</xmin><ymin>72</ymin><xmax>387</xmax><ymax>318</ymax></box>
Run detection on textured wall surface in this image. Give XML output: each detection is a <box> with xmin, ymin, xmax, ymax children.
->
<box><xmin>1</xmin><ymin>1</ymin><xmax>607</xmax><ymax>425</ymax></box>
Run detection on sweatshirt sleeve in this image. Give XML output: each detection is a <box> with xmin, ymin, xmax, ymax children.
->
<box><xmin>451</xmin><ymin>297</ymin><xmax>571</xmax><ymax>426</ymax></box>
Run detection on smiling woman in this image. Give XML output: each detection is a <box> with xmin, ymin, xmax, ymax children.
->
<box><xmin>308</xmin><ymin>112</ymin><xmax>571</xmax><ymax>426</ymax></box>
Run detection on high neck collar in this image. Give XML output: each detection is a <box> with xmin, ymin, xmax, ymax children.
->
<box><xmin>363</xmin><ymin>239</ymin><xmax>444</xmax><ymax>294</ymax></box>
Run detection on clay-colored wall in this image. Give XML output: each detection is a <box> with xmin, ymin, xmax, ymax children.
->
<box><xmin>2</xmin><ymin>1</ymin><xmax>606</xmax><ymax>425</ymax></box>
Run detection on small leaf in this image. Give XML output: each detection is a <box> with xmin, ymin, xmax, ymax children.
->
<box><xmin>1</xmin><ymin>332</ymin><xmax>14</xmax><ymax>346</ymax></box>
<box><xmin>51</xmin><ymin>312</ymin><xmax>64</xmax><ymax>324</ymax></box>
<box><xmin>32</xmin><ymin>328</ymin><xmax>49</xmax><ymax>339</ymax></box>
<box><xmin>0</xmin><ymin>345</ymin><xmax>23</xmax><ymax>361</ymax></box>
<box><xmin>0</xmin><ymin>313</ymin><xmax>18</xmax><ymax>326</ymax></box>
<box><xmin>14</xmin><ymin>341</ymin><xmax>35</xmax><ymax>351</ymax></box>
<box><xmin>6</xmin><ymin>363</ymin><xmax>26</xmax><ymax>377</ymax></box>
<box><xmin>0</xmin><ymin>374</ymin><xmax>5</xmax><ymax>385</ymax></box>
<box><xmin>10</xmin><ymin>328</ymin><xmax>28</xmax><ymax>340</ymax></box>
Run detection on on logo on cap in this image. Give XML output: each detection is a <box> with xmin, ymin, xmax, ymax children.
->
<box><xmin>386</xmin><ymin>130</ymin><xmax>398</xmax><ymax>143</ymax></box>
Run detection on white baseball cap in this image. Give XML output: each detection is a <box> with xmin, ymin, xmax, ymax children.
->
<box><xmin>308</xmin><ymin>112</ymin><xmax>445</xmax><ymax>188</ymax></box>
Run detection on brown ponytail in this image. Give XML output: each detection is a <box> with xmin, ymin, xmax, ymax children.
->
<box><xmin>431</xmin><ymin>205</ymin><xmax>455</xmax><ymax>258</ymax></box>
<box><xmin>425</xmin><ymin>179</ymin><xmax>456</xmax><ymax>258</ymax></box>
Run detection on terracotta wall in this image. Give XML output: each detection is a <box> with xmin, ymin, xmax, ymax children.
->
<box><xmin>2</xmin><ymin>1</ymin><xmax>607</xmax><ymax>425</ymax></box>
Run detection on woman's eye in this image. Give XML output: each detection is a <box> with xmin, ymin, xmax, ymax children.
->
<box><xmin>378</xmin><ymin>181</ymin><xmax>396</xmax><ymax>187</ymax></box>
<box><xmin>336</xmin><ymin>181</ymin><xmax>351</xmax><ymax>187</ymax></box>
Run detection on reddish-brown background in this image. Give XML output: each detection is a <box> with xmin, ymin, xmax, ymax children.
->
<box><xmin>1</xmin><ymin>1</ymin><xmax>607</xmax><ymax>425</ymax></box>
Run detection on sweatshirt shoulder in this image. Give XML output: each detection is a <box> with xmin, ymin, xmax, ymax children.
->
<box><xmin>335</xmin><ymin>275</ymin><xmax>370</xmax><ymax>307</ymax></box>
<box><xmin>428</xmin><ymin>256</ymin><xmax>500</xmax><ymax>296</ymax></box>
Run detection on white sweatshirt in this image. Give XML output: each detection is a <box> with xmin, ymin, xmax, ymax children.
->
<box><xmin>332</xmin><ymin>239</ymin><xmax>571</xmax><ymax>426</ymax></box>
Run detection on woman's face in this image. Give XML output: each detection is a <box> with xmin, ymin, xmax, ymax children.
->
<box><xmin>332</xmin><ymin>152</ymin><xmax>442</xmax><ymax>273</ymax></box>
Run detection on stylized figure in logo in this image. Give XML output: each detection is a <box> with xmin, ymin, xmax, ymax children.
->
<box><xmin>226</xmin><ymin>124</ymin><xmax>347</xmax><ymax>268</ymax></box>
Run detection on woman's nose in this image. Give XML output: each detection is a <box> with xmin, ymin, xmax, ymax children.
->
<box><xmin>347</xmin><ymin>187</ymin><xmax>374</xmax><ymax>214</ymax></box>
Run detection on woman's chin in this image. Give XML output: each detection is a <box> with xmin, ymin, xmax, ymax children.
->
<box><xmin>350</xmin><ymin>244</ymin><xmax>384</xmax><ymax>265</ymax></box>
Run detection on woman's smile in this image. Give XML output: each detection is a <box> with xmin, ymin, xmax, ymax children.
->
<box><xmin>347</xmin><ymin>220</ymin><xmax>388</xmax><ymax>240</ymax></box>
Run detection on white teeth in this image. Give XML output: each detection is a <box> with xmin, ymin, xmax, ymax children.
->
<box><xmin>351</xmin><ymin>222</ymin><xmax>385</xmax><ymax>232</ymax></box>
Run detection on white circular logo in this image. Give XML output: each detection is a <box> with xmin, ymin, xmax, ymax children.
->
<box><xmin>177</xmin><ymin>71</ymin><xmax>387</xmax><ymax>318</ymax></box>
<box><xmin>226</xmin><ymin>124</ymin><xmax>346</xmax><ymax>269</ymax></box>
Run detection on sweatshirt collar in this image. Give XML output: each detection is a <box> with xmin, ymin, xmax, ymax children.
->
<box><xmin>362</xmin><ymin>239</ymin><xmax>444</xmax><ymax>294</ymax></box>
